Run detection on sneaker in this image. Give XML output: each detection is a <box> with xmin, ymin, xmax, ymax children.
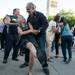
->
<box><xmin>20</xmin><ymin>62</ymin><xmax>29</xmax><ymax>68</ymax></box>
<box><xmin>43</xmin><ymin>67</ymin><xmax>50</xmax><ymax>75</ymax></box>
<box><xmin>3</xmin><ymin>59</ymin><xmax>7</xmax><ymax>64</ymax></box>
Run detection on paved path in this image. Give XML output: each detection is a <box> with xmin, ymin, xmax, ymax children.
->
<box><xmin>0</xmin><ymin>49</ymin><xmax>75</xmax><ymax>75</ymax></box>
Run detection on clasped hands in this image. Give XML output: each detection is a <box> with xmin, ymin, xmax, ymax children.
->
<box><xmin>29</xmin><ymin>28</ymin><xmax>40</xmax><ymax>35</ymax></box>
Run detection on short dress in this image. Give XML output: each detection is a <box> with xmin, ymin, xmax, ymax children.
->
<box><xmin>19</xmin><ymin>23</ymin><xmax>38</xmax><ymax>50</ymax></box>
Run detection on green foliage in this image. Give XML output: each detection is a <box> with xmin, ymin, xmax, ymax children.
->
<box><xmin>47</xmin><ymin>10</ymin><xmax>75</xmax><ymax>27</ymax></box>
<box><xmin>59</xmin><ymin>9</ymin><xmax>75</xmax><ymax>27</ymax></box>
<box><xmin>0</xmin><ymin>18</ymin><xmax>3</xmax><ymax>22</ymax></box>
<box><xmin>48</xmin><ymin>16</ymin><xmax>53</xmax><ymax>22</ymax></box>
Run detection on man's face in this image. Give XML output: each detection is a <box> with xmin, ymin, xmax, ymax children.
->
<box><xmin>26</xmin><ymin>6</ymin><xmax>34</xmax><ymax>15</ymax></box>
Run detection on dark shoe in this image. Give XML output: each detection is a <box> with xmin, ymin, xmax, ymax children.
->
<box><xmin>65</xmin><ymin>58</ymin><xmax>71</xmax><ymax>64</ymax></box>
<box><xmin>20</xmin><ymin>62</ymin><xmax>29</xmax><ymax>68</ymax></box>
<box><xmin>50</xmin><ymin>57</ymin><xmax>53</xmax><ymax>59</ymax></box>
<box><xmin>47</xmin><ymin>58</ymin><xmax>52</xmax><ymax>62</ymax></box>
<box><xmin>3</xmin><ymin>59</ymin><xmax>7</xmax><ymax>64</ymax></box>
<box><xmin>43</xmin><ymin>67</ymin><xmax>50</xmax><ymax>75</ymax></box>
<box><xmin>12</xmin><ymin>58</ymin><xmax>19</xmax><ymax>61</ymax></box>
<box><xmin>55</xmin><ymin>55</ymin><xmax>59</xmax><ymax>58</ymax></box>
<box><xmin>19</xmin><ymin>52</ymin><xmax>24</xmax><ymax>56</ymax></box>
<box><xmin>63</xmin><ymin>58</ymin><xmax>67</xmax><ymax>62</ymax></box>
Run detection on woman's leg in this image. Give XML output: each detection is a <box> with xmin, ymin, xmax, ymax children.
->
<box><xmin>67</xmin><ymin>36</ymin><xmax>72</xmax><ymax>59</ymax></box>
<box><xmin>26</xmin><ymin>42</ymin><xmax>37</xmax><ymax>75</ymax></box>
<box><xmin>61</xmin><ymin>37</ymin><xmax>67</xmax><ymax>62</ymax></box>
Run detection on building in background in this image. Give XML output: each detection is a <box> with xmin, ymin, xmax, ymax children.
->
<box><xmin>47</xmin><ymin>0</ymin><xmax>58</xmax><ymax>16</ymax></box>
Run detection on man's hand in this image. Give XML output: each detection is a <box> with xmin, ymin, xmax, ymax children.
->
<box><xmin>30</xmin><ymin>29</ymin><xmax>40</xmax><ymax>35</ymax></box>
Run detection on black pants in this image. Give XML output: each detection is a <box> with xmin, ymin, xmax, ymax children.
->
<box><xmin>55</xmin><ymin>33</ymin><xmax>60</xmax><ymax>55</ymax></box>
<box><xmin>3</xmin><ymin>34</ymin><xmax>18</xmax><ymax>60</ymax></box>
<box><xmin>0</xmin><ymin>33</ymin><xmax>5</xmax><ymax>49</ymax></box>
<box><xmin>24</xmin><ymin>49</ymin><xmax>29</xmax><ymax>63</ymax></box>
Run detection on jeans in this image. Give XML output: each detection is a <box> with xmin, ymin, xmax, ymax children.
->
<box><xmin>61</xmin><ymin>36</ymin><xmax>72</xmax><ymax>60</ymax></box>
<box><xmin>36</xmin><ymin>33</ymin><xmax>48</xmax><ymax>67</ymax></box>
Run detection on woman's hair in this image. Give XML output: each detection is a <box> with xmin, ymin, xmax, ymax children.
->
<box><xmin>13</xmin><ymin>8</ymin><xmax>19</xmax><ymax>14</ymax></box>
<box><xmin>3</xmin><ymin>17</ymin><xmax>6</xmax><ymax>22</ymax></box>
<box><xmin>3</xmin><ymin>15</ymin><xmax>8</xmax><ymax>22</ymax></box>
<box><xmin>3</xmin><ymin>15</ymin><xmax>11</xmax><ymax>23</ymax></box>
<box><xmin>60</xmin><ymin>17</ymin><xmax>68</xmax><ymax>25</ymax></box>
<box><xmin>54</xmin><ymin>14</ymin><xmax>60</xmax><ymax>22</ymax></box>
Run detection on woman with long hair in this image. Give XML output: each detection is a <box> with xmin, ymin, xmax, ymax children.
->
<box><xmin>60</xmin><ymin>17</ymin><xmax>73</xmax><ymax>64</ymax></box>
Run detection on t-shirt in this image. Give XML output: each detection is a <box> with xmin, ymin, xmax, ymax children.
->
<box><xmin>20</xmin><ymin>23</ymin><xmax>32</xmax><ymax>39</ymax></box>
<box><xmin>46</xmin><ymin>20</ymin><xmax>56</xmax><ymax>42</ymax></box>
<box><xmin>61</xmin><ymin>24</ymin><xmax>72</xmax><ymax>36</ymax></box>
<box><xmin>10</xmin><ymin>15</ymin><xmax>18</xmax><ymax>23</ymax></box>
<box><xmin>8</xmin><ymin>15</ymin><xmax>18</xmax><ymax>34</ymax></box>
<box><xmin>20</xmin><ymin>23</ymin><xmax>29</xmax><ymax>31</ymax></box>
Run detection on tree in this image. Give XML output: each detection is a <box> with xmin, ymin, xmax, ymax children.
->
<box><xmin>59</xmin><ymin>9</ymin><xmax>75</xmax><ymax>27</ymax></box>
<box><xmin>48</xmin><ymin>16</ymin><xmax>53</xmax><ymax>22</ymax></box>
<box><xmin>0</xmin><ymin>18</ymin><xmax>3</xmax><ymax>22</ymax></box>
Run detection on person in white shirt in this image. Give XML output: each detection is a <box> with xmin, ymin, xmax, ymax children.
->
<box><xmin>46</xmin><ymin>15</ymin><xmax>60</xmax><ymax>61</ymax></box>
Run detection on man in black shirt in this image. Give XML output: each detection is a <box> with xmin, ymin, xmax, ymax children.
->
<box><xmin>3</xmin><ymin>9</ymin><xmax>19</xmax><ymax>64</ymax></box>
<box><xmin>23</xmin><ymin>2</ymin><xmax>49</xmax><ymax>75</ymax></box>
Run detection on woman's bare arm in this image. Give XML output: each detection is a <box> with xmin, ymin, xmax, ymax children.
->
<box><xmin>17</xmin><ymin>26</ymin><xmax>31</xmax><ymax>35</ymax></box>
<box><xmin>28</xmin><ymin>22</ymin><xmax>40</xmax><ymax>35</ymax></box>
<box><xmin>28</xmin><ymin>22</ymin><xmax>34</xmax><ymax>30</ymax></box>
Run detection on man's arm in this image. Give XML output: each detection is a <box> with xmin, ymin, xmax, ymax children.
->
<box><xmin>38</xmin><ymin>13</ymin><xmax>49</xmax><ymax>32</ymax></box>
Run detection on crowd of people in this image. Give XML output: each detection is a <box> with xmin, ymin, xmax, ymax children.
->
<box><xmin>0</xmin><ymin>2</ymin><xmax>75</xmax><ymax>75</ymax></box>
